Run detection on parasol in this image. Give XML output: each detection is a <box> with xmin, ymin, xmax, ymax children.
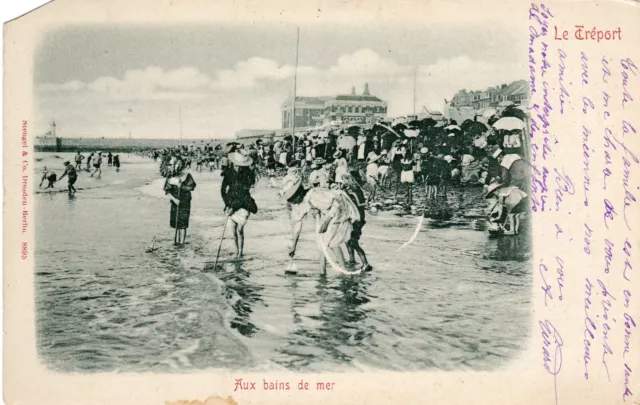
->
<box><xmin>461</xmin><ymin>120</ymin><xmax>489</xmax><ymax>136</ymax></box>
<box><xmin>420</xmin><ymin>118</ymin><xmax>437</xmax><ymax>128</ymax></box>
<box><xmin>404</xmin><ymin>129</ymin><xmax>420</xmax><ymax>138</ymax></box>
<box><xmin>501</xmin><ymin>106</ymin><xmax>529</xmax><ymax>120</ymax></box>
<box><xmin>338</xmin><ymin>135</ymin><xmax>357</xmax><ymax>150</ymax></box>
<box><xmin>492</xmin><ymin>117</ymin><xmax>526</xmax><ymax>131</ymax></box>
<box><xmin>482</xmin><ymin>108</ymin><xmax>497</xmax><ymax>118</ymax></box>
<box><xmin>374</xmin><ymin>122</ymin><xmax>400</xmax><ymax>137</ymax></box>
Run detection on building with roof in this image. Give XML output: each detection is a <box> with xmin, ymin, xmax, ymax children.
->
<box><xmin>445</xmin><ymin>79</ymin><xmax>530</xmax><ymax>121</ymax></box>
<box><xmin>281</xmin><ymin>82</ymin><xmax>388</xmax><ymax>129</ymax></box>
<box><xmin>449</xmin><ymin>80</ymin><xmax>530</xmax><ymax>110</ymax></box>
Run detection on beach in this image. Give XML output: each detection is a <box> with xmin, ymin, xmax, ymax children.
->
<box><xmin>35</xmin><ymin>152</ymin><xmax>532</xmax><ymax>373</ymax></box>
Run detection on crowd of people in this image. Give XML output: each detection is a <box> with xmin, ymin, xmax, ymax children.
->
<box><xmin>39</xmin><ymin>150</ymin><xmax>122</xmax><ymax>195</ymax></box>
<box><xmin>154</xmin><ymin>104</ymin><xmax>530</xmax><ymax>274</ymax></box>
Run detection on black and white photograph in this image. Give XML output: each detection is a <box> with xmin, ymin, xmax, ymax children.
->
<box><xmin>33</xmin><ymin>21</ymin><xmax>533</xmax><ymax>373</ymax></box>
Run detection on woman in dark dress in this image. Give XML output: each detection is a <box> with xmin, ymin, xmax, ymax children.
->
<box><xmin>221</xmin><ymin>150</ymin><xmax>258</xmax><ymax>259</ymax></box>
<box><xmin>164</xmin><ymin>157</ymin><xmax>197</xmax><ymax>245</ymax></box>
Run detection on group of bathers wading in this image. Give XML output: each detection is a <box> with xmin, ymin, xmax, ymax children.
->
<box><xmin>39</xmin><ymin>151</ymin><xmax>121</xmax><ymax>195</ymax></box>
<box><xmin>162</xmin><ymin>143</ymin><xmax>373</xmax><ymax>274</ymax></box>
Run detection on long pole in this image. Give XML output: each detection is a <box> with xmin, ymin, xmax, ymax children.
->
<box><xmin>413</xmin><ymin>67</ymin><xmax>417</xmax><ymax>116</ymax></box>
<box><xmin>213</xmin><ymin>217</ymin><xmax>229</xmax><ymax>269</ymax></box>
<box><xmin>291</xmin><ymin>26</ymin><xmax>300</xmax><ymax>153</ymax></box>
<box><xmin>179</xmin><ymin>104</ymin><xmax>183</xmax><ymax>146</ymax></box>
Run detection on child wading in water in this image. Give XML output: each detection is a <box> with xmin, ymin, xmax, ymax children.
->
<box><xmin>39</xmin><ymin>167</ymin><xmax>57</xmax><ymax>189</ymax></box>
<box><xmin>343</xmin><ymin>174</ymin><xmax>373</xmax><ymax>272</ymax></box>
<box><xmin>113</xmin><ymin>154</ymin><xmax>121</xmax><ymax>172</ymax></box>
<box><xmin>57</xmin><ymin>161</ymin><xmax>78</xmax><ymax>195</ymax></box>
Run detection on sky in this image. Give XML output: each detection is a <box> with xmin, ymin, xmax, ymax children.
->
<box><xmin>34</xmin><ymin>23</ymin><xmax>527</xmax><ymax>139</ymax></box>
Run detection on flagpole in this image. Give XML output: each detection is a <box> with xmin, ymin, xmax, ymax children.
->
<box><xmin>413</xmin><ymin>67</ymin><xmax>417</xmax><ymax>116</ymax></box>
<box><xmin>179</xmin><ymin>104</ymin><xmax>183</xmax><ymax>146</ymax></box>
<box><xmin>291</xmin><ymin>26</ymin><xmax>299</xmax><ymax>153</ymax></box>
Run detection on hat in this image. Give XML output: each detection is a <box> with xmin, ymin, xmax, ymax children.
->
<box><xmin>420</xmin><ymin>147</ymin><xmax>429</xmax><ymax>154</ymax></box>
<box><xmin>380</xmin><ymin>149</ymin><xmax>388</xmax><ymax>155</ymax></box>
<box><xmin>367</xmin><ymin>152</ymin><xmax>380</xmax><ymax>164</ymax></box>
<box><xmin>313</xmin><ymin>157</ymin><xmax>326</xmax><ymax>165</ymax></box>
<box><xmin>485</xmin><ymin>183</ymin><xmax>503</xmax><ymax>199</ymax></box>
<box><xmin>333</xmin><ymin>150</ymin><xmax>342</xmax><ymax>159</ymax></box>
<box><xmin>402</xmin><ymin>139</ymin><xmax>408</xmax><ymax>144</ymax></box>
<box><xmin>287</xmin><ymin>167</ymin><xmax>301</xmax><ymax>177</ymax></box>
<box><xmin>474</xmin><ymin>136</ymin><xmax>488</xmax><ymax>149</ymax></box>
<box><xmin>448</xmin><ymin>133</ymin><xmax>456</xmax><ymax>137</ymax></box>
<box><xmin>63</xmin><ymin>161</ymin><xmax>70</xmax><ymax>166</ymax></box>
<box><xmin>228</xmin><ymin>150</ymin><xmax>253</xmax><ymax>166</ymax></box>
<box><xmin>444</xmin><ymin>155</ymin><xmax>456</xmax><ymax>163</ymax></box>
<box><xmin>492</xmin><ymin>148</ymin><xmax>503</xmax><ymax>159</ymax></box>
<box><xmin>279</xmin><ymin>174</ymin><xmax>303</xmax><ymax>200</ymax></box>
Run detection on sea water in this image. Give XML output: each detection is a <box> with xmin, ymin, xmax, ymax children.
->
<box><xmin>34</xmin><ymin>152</ymin><xmax>532</xmax><ymax>373</ymax></box>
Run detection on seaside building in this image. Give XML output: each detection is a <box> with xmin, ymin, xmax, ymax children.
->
<box><xmin>445</xmin><ymin>79</ymin><xmax>530</xmax><ymax>121</ymax></box>
<box><xmin>281</xmin><ymin>82</ymin><xmax>388</xmax><ymax>129</ymax></box>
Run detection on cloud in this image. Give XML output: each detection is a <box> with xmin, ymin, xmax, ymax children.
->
<box><xmin>37</xmin><ymin>80</ymin><xmax>86</xmax><ymax>92</ymax></box>
<box><xmin>212</xmin><ymin>57</ymin><xmax>303</xmax><ymax>89</ymax></box>
<box><xmin>36</xmin><ymin>49</ymin><xmax>522</xmax><ymax>100</ymax></box>
<box><xmin>36</xmin><ymin>50</ymin><xmax>527</xmax><ymax>134</ymax></box>
<box><xmin>328</xmin><ymin>49</ymin><xmax>410</xmax><ymax>77</ymax></box>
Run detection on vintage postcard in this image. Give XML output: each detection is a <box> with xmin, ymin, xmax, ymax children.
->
<box><xmin>3</xmin><ymin>0</ymin><xmax>639</xmax><ymax>404</ymax></box>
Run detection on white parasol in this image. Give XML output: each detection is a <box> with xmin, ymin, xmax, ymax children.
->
<box><xmin>492</xmin><ymin>117</ymin><xmax>526</xmax><ymax>131</ymax></box>
<box><xmin>482</xmin><ymin>108</ymin><xmax>497</xmax><ymax>118</ymax></box>
<box><xmin>404</xmin><ymin>129</ymin><xmax>420</xmax><ymax>138</ymax></box>
<box><xmin>338</xmin><ymin>135</ymin><xmax>357</xmax><ymax>150</ymax></box>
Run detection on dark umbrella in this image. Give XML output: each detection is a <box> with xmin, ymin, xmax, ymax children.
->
<box><xmin>500</xmin><ymin>106</ymin><xmax>528</xmax><ymax>121</ymax></box>
<box><xmin>393</xmin><ymin>123</ymin><xmax>408</xmax><ymax>131</ymax></box>
<box><xmin>420</xmin><ymin>118</ymin><xmax>437</xmax><ymax>128</ymax></box>
<box><xmin>461</xmin><ymin>120</ymin><xmax>488</xmax><ymax>137</ymax></box>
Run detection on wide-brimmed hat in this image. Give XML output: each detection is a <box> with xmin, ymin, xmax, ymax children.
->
<box><xmin>420</xmin><ymin>147</ymin><xmax>429</xmax><ymax>154</ymax></box>
<box><xmin>279</xmin><ymin>174</ymin><xmax>303</xmax><ymax>200</ymax></box>
<box><xmin>444</xmin><ymin>155</ymin><xmax>456</xmax><ymax>163</ymax></box>
<box><xmin>367</xmin><ymin>153</ymin><xmax>380</xmax><ymax>164</ymax></box>
<box><xmin>229</xmin><ymin>150</ymin><xmax>253</xmax><ymax>166</ymax></box>
<box><xmin>332</xmin><ymin>150</ymin><xmax>342</xmax><ymax>159</ymax></box>
<box><xmin>313</xmin><ymin>157</ymin><xmax>326</xmax><ymax>165</ymax></box>
<box><xmin>485</xmin><ymin>183</ymin><xmax>503</xmax><ymax>199</ymax></box>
